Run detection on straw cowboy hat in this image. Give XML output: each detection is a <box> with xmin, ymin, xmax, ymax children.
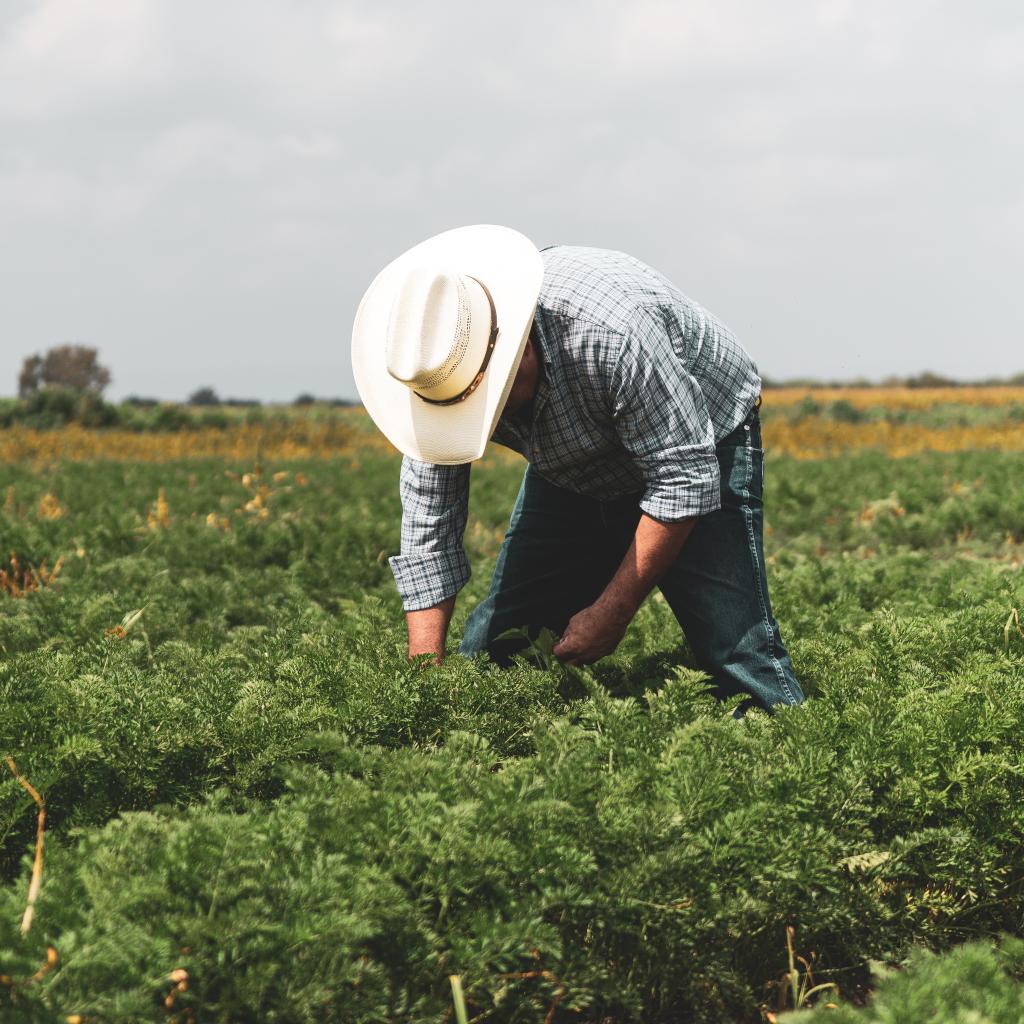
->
<box><xmin>351</xmin><ymin>225</ymin><xmax>543</xmax><ymax>464</ymax></box>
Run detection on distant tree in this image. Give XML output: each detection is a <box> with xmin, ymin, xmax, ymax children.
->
<box><xmin>294</xmin><ymin>393</ymin><xmax>316</xmax><ymax>406</ymax></box>
<box><xmin>188</xmin><ymin>387</ymin><xmax>220</xmax><ymax>406</ymax></box>
<box><xmin>18</xmin><ymin>344</ymin><xmax>111</xmax><ymax>398</ymax></box>
<box><xmin>905</xmin><ymin>370</ymin><xmax>958</xmax><ymax>389</ymax></box>
<box><xmin>17</xmin><ymin>357</ymin><xmax>41</xmax><ymax>398</ymax></box>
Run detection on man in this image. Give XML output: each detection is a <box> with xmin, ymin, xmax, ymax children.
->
<box><xmin>352</xmin><ymin>225</ymin><xmax>803</xmax><ymax>711</ymax></box>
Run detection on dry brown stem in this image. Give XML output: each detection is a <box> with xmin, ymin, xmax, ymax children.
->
<box><xmin>500</xmin><ymin>949</ymin><xmax>566</xmax><ymax>1024</ymax></box>
<box><xmin>4</xmin><ymin>756</ymin><xmax>46</xmax><ymax>934</ymax></box>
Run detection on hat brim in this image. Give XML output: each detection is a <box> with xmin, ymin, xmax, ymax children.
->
<box><xmin>351</xmin><ymin>225</ymin><xmax>543</xmax><ymax>464</ymax></box>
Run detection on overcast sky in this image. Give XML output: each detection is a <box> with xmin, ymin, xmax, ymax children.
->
<box><xmin>1</xmin><ymin>1</ymin><xmax>1021</xmax><ymax>401</ymax></box>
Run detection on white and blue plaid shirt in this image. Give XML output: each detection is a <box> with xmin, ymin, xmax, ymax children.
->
<box><xmin>391</xmin><ymin>245</ymin><xmax>762</xmax><ymax>611</ymax></box>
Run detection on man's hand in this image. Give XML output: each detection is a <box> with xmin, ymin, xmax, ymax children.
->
<box><xmin>406</xmin><ymin>597</ymin><xmax>455</xmax><ymax>664</ymax></box>
<box><xmin>553</xmin><ymin>597</ymin><xmax>632</xmax><ymax>665</ymax></box>
<box><xmin>553</xmin><ymin>512</ymin><xmax>696</xmax><ymax>667</ymax></box>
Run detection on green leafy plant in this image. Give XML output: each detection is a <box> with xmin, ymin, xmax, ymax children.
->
<box><xmin>0</xmin><ymin>444</ymin><xmax>1022</xmax><ymax>1022</ymax></box>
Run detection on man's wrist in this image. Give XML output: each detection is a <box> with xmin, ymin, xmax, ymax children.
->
<box><xmin>594</xmin><ymin>586</ymin><xmax>641</xmax><ymax>624</ymax></box>
<box><xmin>406</xmin><ymin>596</ymin><xmax>456</xmax><ymax>663</ymax></box>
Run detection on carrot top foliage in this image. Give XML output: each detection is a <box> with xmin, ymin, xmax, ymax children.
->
<box><xmin>1</xmin><ymin>446</ymin><xmax>1023</xmax><ymax>1022</ymax></box>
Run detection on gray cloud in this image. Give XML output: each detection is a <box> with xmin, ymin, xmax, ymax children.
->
<box><xmin>1</xmin><ymin>0</ymin><xmax>1021</xmax><ymax>401</ymax></box>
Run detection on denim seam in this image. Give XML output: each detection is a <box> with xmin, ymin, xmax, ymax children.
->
<box><xmin>742</xmin><ymin>427</ymin><xmax>754</xmax><ymax>490</ymax></box>
<box><xmin>740</xmin><ymin>442</ymin><xmax>797</xmax><ymax>706</ymax></box>
<box><xmin>742</xmin><ymin>502</ymin><xmax>797</xmax><ymax>705</ymax></box>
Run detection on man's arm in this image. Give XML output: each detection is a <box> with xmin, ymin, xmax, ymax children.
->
<box><xmin>389</xmin><ymin>458</ymin><xmax>472</xmax><ymax>660</ymax></box>
<box><xmin>552</xmin><ymin>309</ymin><xmax>719</xmax><ymax>665</ymax></box>
<box><xmin>552</xmin><ymin>513</ymin><xmax>696</xmax><ymax>665</ymax></box>
<box><xmin>406</xmin><ymin>597</ymin><xmax>456</xmax><ymax>663</ymax></box>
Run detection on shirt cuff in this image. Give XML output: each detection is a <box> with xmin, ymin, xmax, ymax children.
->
<box><xmin>639</xmin><ymin>468</ymin><xmax>721</xmax><ymax>521</ymax></box>
<box><xmin>389</xmin><ymin>548</ymin><xmax>471</xmax><ymax>611</ymax></box>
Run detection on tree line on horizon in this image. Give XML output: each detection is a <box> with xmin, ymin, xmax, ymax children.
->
<box><xmin>760</xmin><ymin>370</ymin><xmax>1024</xmax><ymax>389</ymax></box>
<box><xmin>10</xmin><ymin>345</ymin><xmax>357</xmax><ymax>412</ymax></box>
<box><xmin>3</xmin><ymin>344</ymin><xmax>1023</xmax><ymax>432</ymax></box>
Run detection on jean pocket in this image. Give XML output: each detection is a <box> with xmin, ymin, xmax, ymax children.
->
<box><xmin>751</xmin><ymin>446</ymin><xmax>765</xmax><ymax>502</ymax></box>
<box><xmin>718</xmin><ymin>442</ymin><xmax>756</xmax><ymax>502</ymax></box>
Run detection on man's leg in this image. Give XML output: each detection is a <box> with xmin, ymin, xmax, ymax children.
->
<box><xmin>460</xmin><ymin>465</ymin><xmax>629</xmax><ymax>664</ymax></box>
<box><xmin>658</xmin><ymin>406</ymin><xmax>805</xmax><ymax>712</ymax></box>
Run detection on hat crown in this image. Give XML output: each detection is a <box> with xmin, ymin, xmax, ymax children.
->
<box><xmin>350</xmin><ymin>223</ymin><xmax>544</xmax><ymax>463</ymax></box>
<box><xmin>385</xmin><ymin>267</ymin><xmax>489</xmax><ymax>399</ymax></box>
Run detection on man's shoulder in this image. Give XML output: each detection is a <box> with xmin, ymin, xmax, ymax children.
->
<box><xmin>537</xmin><ymin>245</ymin><xmax>660</xmax><ymax>335</ymax></box>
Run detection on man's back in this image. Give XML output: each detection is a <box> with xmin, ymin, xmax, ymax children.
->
<box><xmin>524</xmin><ymin>246</ymin><xmax>759</xmax><ymax>437</ymax></box>
<box><xmin>490</xmin><ymin>245</ymin><xmax>761</xmax><ymax>508</ymax></box>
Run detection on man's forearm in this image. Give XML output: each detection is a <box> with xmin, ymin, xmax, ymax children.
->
<box><xmin>406</xmin><ymin>597</ymin><xmax>456</xmax><ymax>662</ymax></box>
<box><xmin>597</xmin><ymin>513</ymin><xmax>696</xmax><ymax>619</ymax></box>
<box><xmin>552</xmin><ymin>512</ymin><xmax>696</xmax><ymax>665</ymax></box>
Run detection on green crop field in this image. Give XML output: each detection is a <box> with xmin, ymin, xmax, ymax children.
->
<box><xmin>3</xmin><ymin>438</ymin><xmax>1024</xmax><ymax>1021</ymax></box>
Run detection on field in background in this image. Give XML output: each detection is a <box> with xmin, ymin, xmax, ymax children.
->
<box><xmin>0</xmin><ymin>388</ymin><xmax>1022</xmax><ymax>464</ymax></box>
<box><xmin>2</xmin><ymin>390</ymin><xmax>1024</xmax><ymax>1021</ymax></box>
<box><xmin>763</xmin><ymin>387</ymin><xmax>1024</xmax><ymax>458</ymax></box>
<box><xmin>766</xmin><ymin>385</ymin><xmax>1024</xmax><ymax>408</ymax></box>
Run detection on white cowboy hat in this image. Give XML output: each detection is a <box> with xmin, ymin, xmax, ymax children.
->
<box><xmin>351</xmin><ymin>224</ymin><xmax>543</xmax><ymax>464</ymax></box>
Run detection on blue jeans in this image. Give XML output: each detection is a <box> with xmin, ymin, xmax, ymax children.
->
<box><xmin>459</xmin><ymin>404</ymin><xmax>804</xmax><ymax>711</ymax></box>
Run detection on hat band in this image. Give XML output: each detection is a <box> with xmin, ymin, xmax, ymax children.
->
<box><xmin>415</xmin><ymin>276</ymin><xmax>499</xmax><ymax>407</ymax></box>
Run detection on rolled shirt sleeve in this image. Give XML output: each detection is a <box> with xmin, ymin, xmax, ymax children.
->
<box><xmin>610</xmin><ymin>308</ymin><xmax>721</xmax><ymax>521</ymax></box>
<box><xmin>389</xmin><ymin>456</ymin><xmax>472</xmax><ymax>611</ymax></box>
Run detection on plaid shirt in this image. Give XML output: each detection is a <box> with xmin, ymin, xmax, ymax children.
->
<box><xmin>390</xmin><ymin>245</ymin><xmax>761</xmax><ymax>611</ymax></box>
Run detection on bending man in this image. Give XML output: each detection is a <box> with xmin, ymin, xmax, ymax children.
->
<box><xmin>351</xmin><ymin>225</ymin><xmax>804</xmax><ymax>711</ymax></box>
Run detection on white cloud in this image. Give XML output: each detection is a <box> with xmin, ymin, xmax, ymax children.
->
<box><xmin>0</xmin><ymin>0</ymin><xmax>163</xmax><ymax>118</ymax></box>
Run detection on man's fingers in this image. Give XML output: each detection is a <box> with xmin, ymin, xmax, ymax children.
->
<box><xmin>553</xmin><ymin>641</ymin><xmax>578</xmax><ymax>663</ymax></box>
<box><xmin>553</xmin><ymin>618</ymin><xmax>595</xmax><ymax>664</ymax></box>
<box><xmin>555</xmin><ymin>646</ymin><xmax>588</xmax><ymax>666</ymax></box>
<box><xmin>552</xmin><ymin>631</ymin><xmax>575</xmax><ymax>658</ymax></box>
